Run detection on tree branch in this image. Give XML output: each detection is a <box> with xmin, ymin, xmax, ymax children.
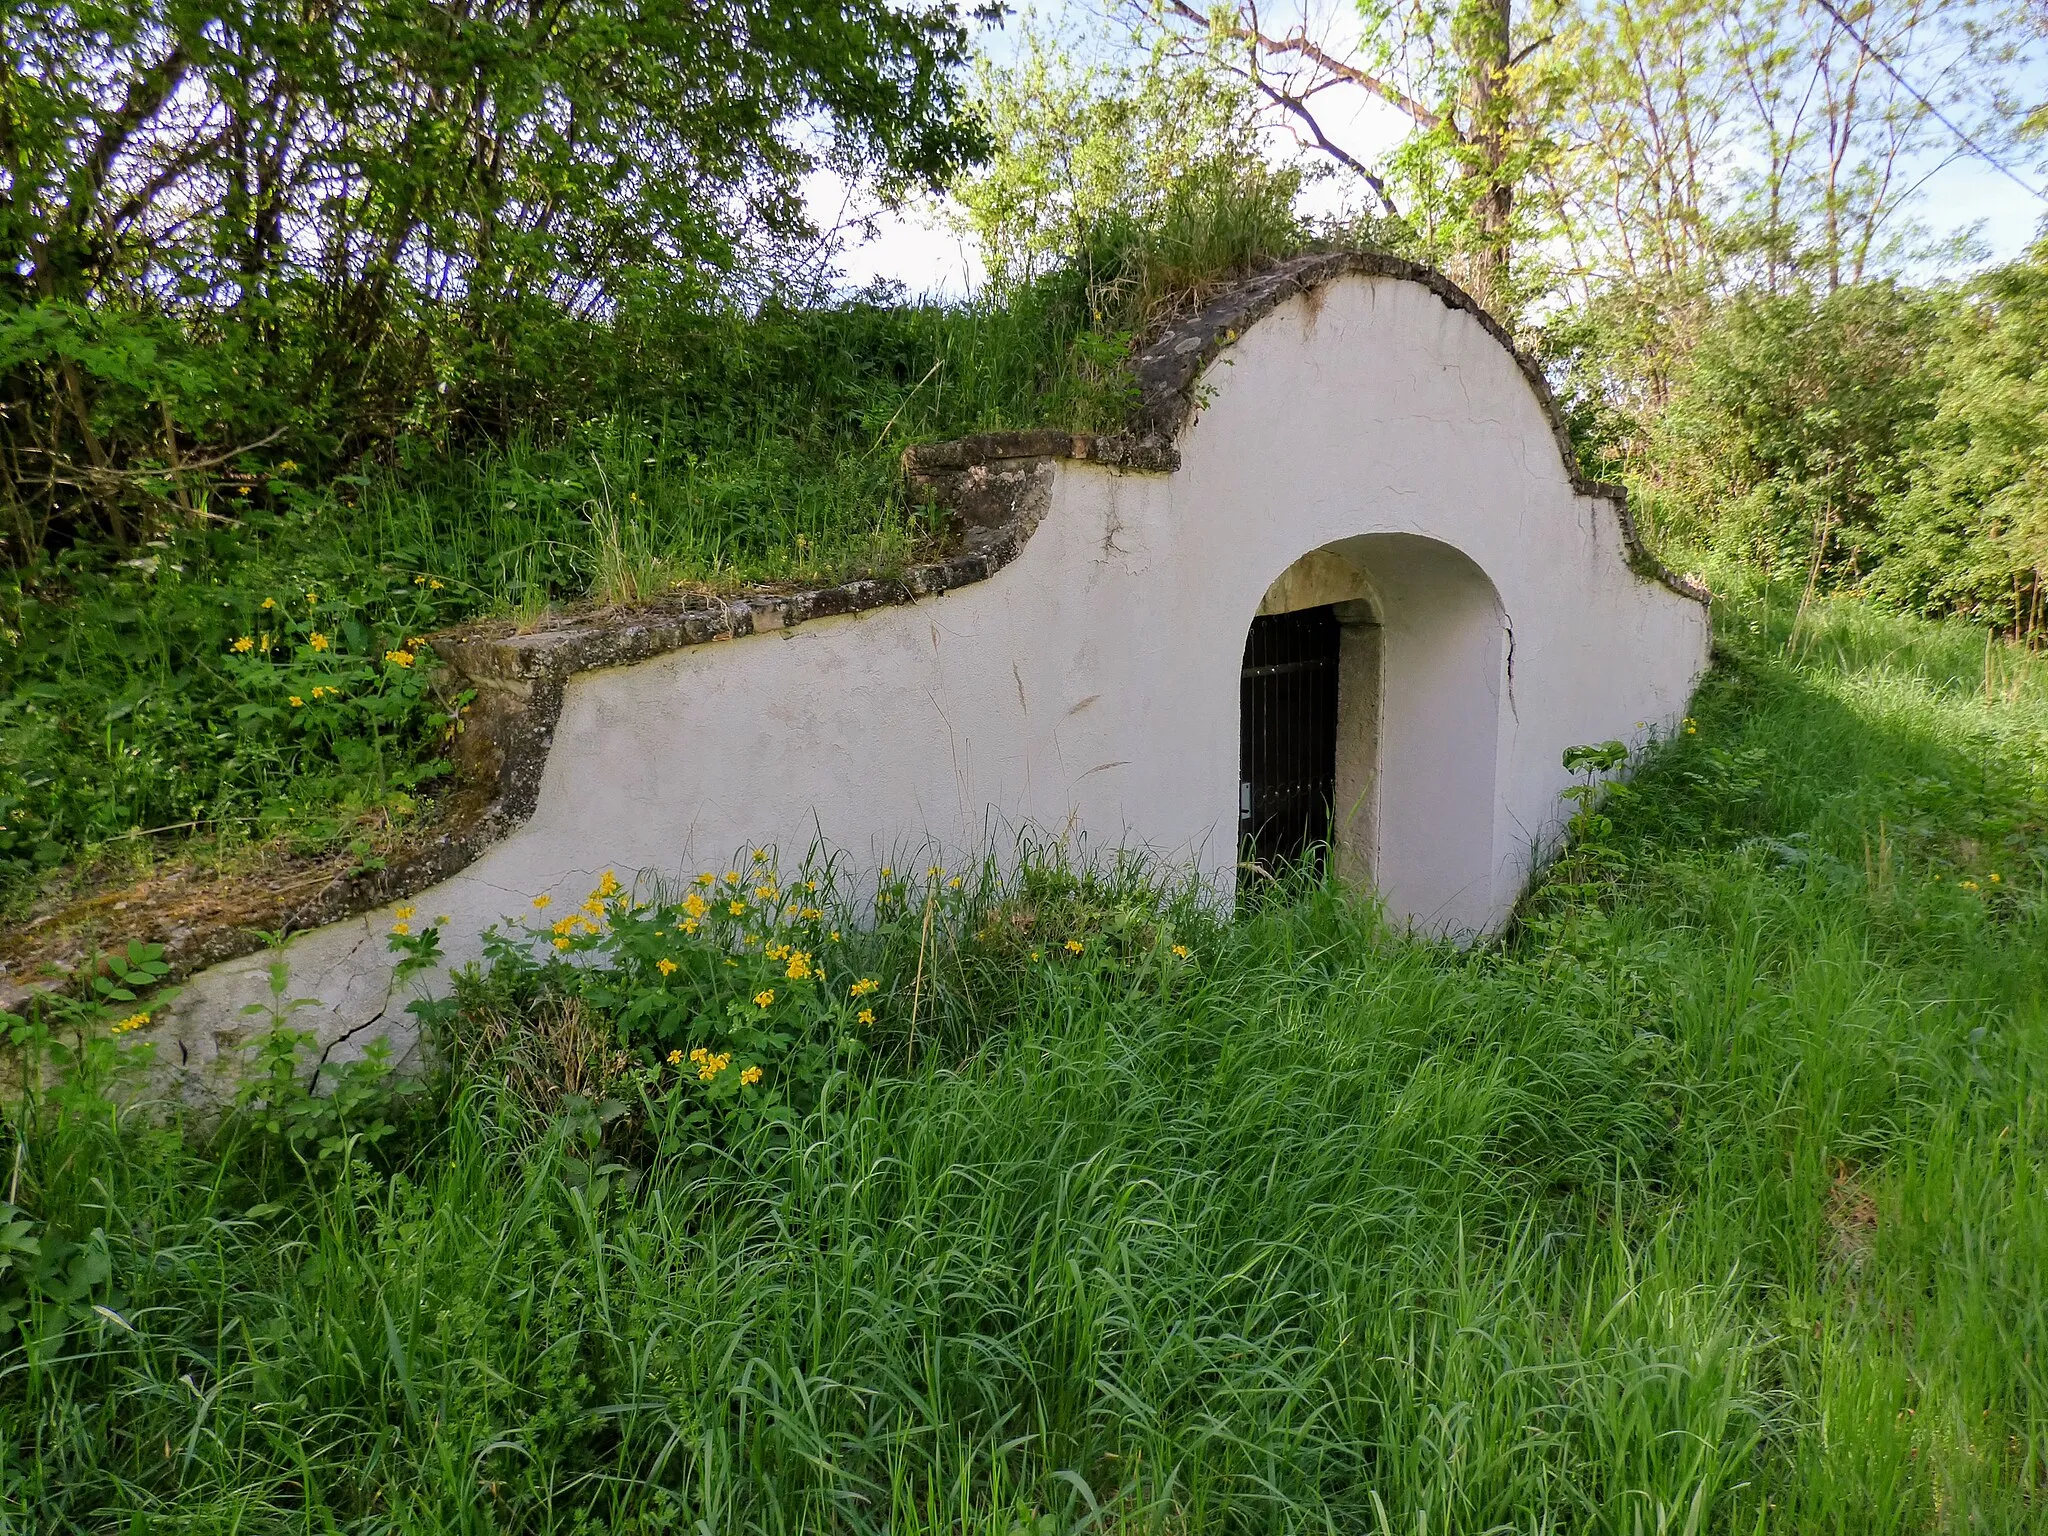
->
<box><xmin>1160</xmin><ymin>0</ymin><xmax>1454</xmax><ymax>138</ymax></box>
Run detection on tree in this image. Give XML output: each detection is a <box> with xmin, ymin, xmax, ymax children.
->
<box><xmin>1122</xmin><ymin>0</ymin><xmax>1575</xmax><ymax>318</ymax></box>
<box><xmin>0</xmin><ymin>0</ymin><xmax>991</xmax><ymax>551</ymax></box>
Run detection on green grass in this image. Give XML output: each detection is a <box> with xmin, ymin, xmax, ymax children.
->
<box><xmin>3</xmin><ymin>580</ymin><xmax>2045</xmax><ymax>1531</ymax></box>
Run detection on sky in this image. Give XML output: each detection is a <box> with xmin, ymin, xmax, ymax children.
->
<box><xmin>808</xmin><ymin>0</ymin><xmax>2048</xmax><ymax>301</ymax></box>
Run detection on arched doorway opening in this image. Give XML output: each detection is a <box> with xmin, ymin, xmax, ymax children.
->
<box><xmin>1239</xmin><ymin>536</ymin><xmax>1507</xmax><ymax>934</ymax></box>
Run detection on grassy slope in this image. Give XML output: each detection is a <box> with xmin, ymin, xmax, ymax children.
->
<box><xmin>5</xmin><ymin>582</ymin><xmax>2046</xmax><ymax>1532</ymax></box>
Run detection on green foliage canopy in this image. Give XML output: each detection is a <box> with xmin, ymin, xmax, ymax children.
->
<box><xmin>0</xmin><ymin>0</ymin><xmax>990</xmax><ymax>549</ymax></box>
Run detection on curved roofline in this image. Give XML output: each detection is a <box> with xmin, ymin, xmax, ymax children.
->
<box><xmin>904</xmin><ymin>251</ymin><xmax>1708</xmax><ymax>607</ymax></box>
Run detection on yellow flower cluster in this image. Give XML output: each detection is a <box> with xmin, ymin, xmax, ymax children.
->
<box><xmin>385</xmin><ymin>648</ymin><xmax>415</xmax><ymax>667</ymax></box>
<box><xmin>111</xmin><ymin>1011</ymin><xmax>150</xmax><ymax>1034</ymax></box>
<box><xmin>682</xmin><ymin>891</ymin><xmax>708</xmax><ymax>919</ymax></box>
<box><xmin>856</xmin><ymin>1008</ymin><xmax>874</xmax><ymax>1026</ymax></box>
<box><xmin>784</xmin><ymin>951</ymin><xmax>813</xmax><ymax>981</ymax></box>
<box><xmin>232</xmin><ymin>635</ymin><xmax>255</xmax><ymax>653</ymax></box>
<box><xmin>391</xmin><ymin>904</ymin><xmax>416</xmax><ymax>936</ymax></box>
<box><xmin>309</xmin><ymin>632</ymin><xmax>330</xmax><ymax>651</ymax></box>
<box><xmin>728</xmin><ymin>900</ymin><xmax>748</xmax><ymax>916</ymax></box>
<box><xmin>689</xmin><ymin>1046</ymin><xmax>732</xmax><ymax>1081</ymax></box>
<box><xmin>657</xmin><ymin>958</ymin><xmax>678</xmax><ymax>976</ymax></box>
<box><xmin>1171</xmin><ymin>944</ymin><xmax>1192</xmax><ymax>959</ymax></box>
<box><xmin>753</xmin><ymin>990</ymin><xmax>775</xmax><ymax>1009</ymax></box>
<box><xmin>309</xmin><ymin>684</ymin><xmax>335</xmax><ymax>699</ymax></box>
<box><xmin>849</xmin><ymin>976</ymin><xmax>879</xmax><ymax>997</ymax></box>
<box><xmin>289</xmin><ymin>695</ymin><xmax>304</xmax><ymax>708</ymax></box>
<box><xmin>740</xmin><ymin>1065</ymin><xmax>763</xmax><ymax>1086</ymax></box>
<box><xmin>1064</xmin><ymin>939</ymin><xmax>1085</xmax><ymax>954</ymax></box>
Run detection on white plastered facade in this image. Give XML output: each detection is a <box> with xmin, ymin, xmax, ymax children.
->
<box><xmin>155</xmin><ymin>274</ymin><xmax>1709</xmax><ymax>1094</ymax></box>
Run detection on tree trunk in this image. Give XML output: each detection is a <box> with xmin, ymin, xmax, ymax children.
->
<box><xmin>1462</xmin><ymin>0</ymin><xmax>1514</xmax><ymax>315</ymax></box>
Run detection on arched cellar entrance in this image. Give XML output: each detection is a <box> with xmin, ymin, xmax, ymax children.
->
<box><xmin>1239</xmin><ymin>535</ymin><xmax>1508</xmax><ymax>934</ymax></box>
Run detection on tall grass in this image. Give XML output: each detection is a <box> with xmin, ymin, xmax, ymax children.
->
<box><xmin>4</xmin><ymin>583</ymin><xmax>2045</xmax><ymax>1531</ymax></box>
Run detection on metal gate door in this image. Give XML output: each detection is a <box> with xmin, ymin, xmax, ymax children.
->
<box><xmin>1239</xmin><ymin>604</ymin><xmax>1340</xmax><ymax>872</ymax></box>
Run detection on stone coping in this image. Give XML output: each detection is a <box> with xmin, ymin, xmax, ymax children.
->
<box><xmin>2</xmin><ymin>252</ymin><xmax>1705</xmax><ymax>1001</ymax></box>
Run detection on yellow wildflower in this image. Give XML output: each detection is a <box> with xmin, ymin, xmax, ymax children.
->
<box><xmin>753</xmin><ymin>990</ymin><xmax>775</xmax><ymax>1009</ymax></box>
<box><xmin>729</xmin><ymin>900</ymin><xmax>747</xmax><ymax>916</ymax></box>
<box><xmin>391</xmin><ymin>922</ymin><xmax>411</xmax><ymax>936</ymax></box>
<box><xmin>305</xmin><ymin>591</ymin><xmax>319</xmax><ymax>604</ymax></box>
<box><xmin>596</xmin><ymin>870</ymin><xmax>621</xmax><ymax>897</ymax></box>
<box><xmin>740</xmin><ymin>1065</ymin><xmax>762</xmax><ymax>1086</ymax></box>
<box><xmin>784</xmin><ymin>952</ymin><xmax>812</xmax><ymax>981</ymax></box>
<box><xmin>856</xmin><ymin>1008</ymin><xmax>874</xmax><ymax>1026</ymax></box>
<box><xmin>1990</xmin><ymin>872</ymin><xmax>2002</xmax><ymax>883</ymax></box>
<box><xmin>723</xmin><ymin>870</ymin><xmax>742</xmax><ymax>884</ymax></box>
<box><xmin>928</xmin><ymin>865</ymin><xmax>943</xmax><ymax>879</ymax></box>
<box><xmin>948</xmin><ymin>876</ymin><xmax>962</xmax><ymax>890</ymax></box>
<box><xmin>309</xmin><ymin>632</ymin><xmax>329</xmax><ymax>651</ymax></box>
<box><xmin>752</xmin><ymin>849</ymin><xmax>768</xmax><ymax>863</ymax></box>
<box><xmin>801</xmin><ymin>906</ymin><xmax>822</xmax><ymax>921</ymax></box>
<box><xmin>850</xmin><ymin>977</ymin><xmax>879</xmax><ymax>997</ymax></box>
<box><xmin>657</xmin><ymin>958</ymin><xmax>678</xmax><ymax>976</ymax></box>
<box><xmin>554</xmin><ymin>936</ymin><xmax>572</xmax><ymax>950</ymax></box>
<box><xmin>682</xmin><ymin>892</ymin><xmax>708</xmax><ymax>918</ymax></box>
<box><xmin>289</xmin><ymin>695</ymin><xmax>304</xmax><ymax>708</ymax></box>
<box><xmin>804</xmin><ymin>881</ymin><xmax>818</xmax><ymax>893</ymax></box>
<box><xmin>1171</xmin><ymin>944</ymin><xmax>1192</xmax><ymax>959</ymax></box>
<box><xmin>679</xmin><ymin>918</ymin><xmax>699</xmax><ymax>934</ymax></box>
<box><xmin>1064</xmin><ymin>939</ymin><xmax>1085</xmax><ymax>954</ymax></box>
<box><xmin>261</xmin><ymin>597</ymin><xmax>276</xmax><ymax>610</ymax></box>
<box><xmin>581</xmin><ymin>896</ymin><xmax>605</xmax><ymax>916</ymax></box>
<box><xmin>667</xmin><ymin>1048</ymin><xmax>682</xmax><ymax>1065</ymax></box>
<box><xmin>395</xmin><ymin>905</ymin><xmax>416</xmax><ymax>920</ymax></box>
<box><xmin>755</xmin><ymin>884</ymin><xmax>779</xmax><ymax>901</ymax></box>
<box><xmin>689</xmin><ymin>1046</ymin><xmax>733</xmax><ymax>1082</ymax></box>
<box><xmin>552</xmin><ymin>916</ymin><xmax>576</xmax><ymax>936</ymax></box>
<box><xmin>695</xmin><ymin>872</ymin><xmax>716</xmax><ymax>887</ymax></box>
<box><xmin>879</xmin><ymin>867</ymin><xmax>892</xmax><ymax>879</ymax></box>
<box><xmin>385</xmin><ymin>648</ymin><xmax>415</xmax><ymax>667</ymax></box>
<box><xmin>829</xmin><ymin>930</ymin><xmax>841</xmax><ymax>942</ymax></box>
<box><xmin>111</xmin><ymin>1012</ymin><xmax>150</xmax><ymax>1034</ymax></box>
<box><xmin>232</xmin><ymin>635</ymin><xmax>255</xmax><ymax>653</ymax></box>
<box><xmin>532</xmin><ymin>894</ymin><xmax>553</xmax><ymax>909</ymax></box>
